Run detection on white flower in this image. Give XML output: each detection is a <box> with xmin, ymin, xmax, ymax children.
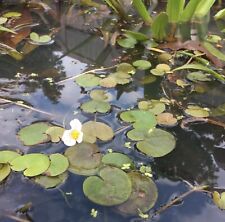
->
<box><xmin>62</xmin><ymin>119</ymin><xmax>83</xmax><ymax>146</ymax></box>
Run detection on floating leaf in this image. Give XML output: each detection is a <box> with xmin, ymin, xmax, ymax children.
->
<box><xmin>99</xmin><ymin>76</ymin><xmax>117</xmax><ymax>88</ymax></box>
<box><xmin>207</xmin><ymin>35</ymin><xmax>222</xmax><ymax>44</ymax></box>
<box><xmin>45</xmin><ymin>154</ymin><xmax>69</xmax><ymax>177</ymax></box>
<box><xmin>156</xmin><ymin>64</ymin><xmax>171</xmax><ymax>72</ymax></box>
<box><xmin>184</xmin><ymin>105</ymin><xmax>209</xmax><ymax>117</ymax></box>
<box><xmin>90</xmin><ymin>89</ymin><xmax>108</xmax><ymax>101</ymax></box>
<box><xmin>120</xmin><ymin>110</ymin><xmax>157</xmax><ymax>130</ymax></box>
<box><xmin>132</xmin><ymin>60</ymin><xmax>151</xmax><ymax>70</ymax></box>
<box><xmin>158</xmin><ymin>53</ymin><xmax>172</xmax><ymax>62</ymax></box>
<box><xmin>81</xmin><ymin>100</ymin><xmax>111</xmax><ymax>113</ymax></box>
<box><xmin>116</xmin><ymin>63</ymin><xmax>136</xmax><ymax>74</ymax></box>
<box><xmin>82</xmin><ymin>121</ymin><xmax>114</xmax><ymax>143</ymax></box>
<box><xmin>3</xmin><ymin>11</ymin><xmax>22</xmax><ymax>18</ymax></box>
<box><xmin>138</xmin><ymin>100</ymin><xmax>166</xmax><ymax>115</ymax></box>
<box><xmin>110</xmin><ymin>72</ymin><xmax>132</xmax><ymax>85</ymax></box>
<box><xmin>11</xmin><ymin>154</ymin><xmax>50</xmax><ymax>177</ymax></box>
<box><xmin>156</xmin><ymin>113</ymin><xmax>178</xmax><ymax>127</ymax></box>
<box><xmin>117</xmin><ymin>172</ymin><xmax>158</xmax><ymax>215</ymax></box>
<box><xmin>213</xmin><ymin>191</ymin><xmax>225</xmax><ymax>210</ymax></box>
<box><xmin>64</xmin><ymin>143</ymin><xmax>102</xmax><ymax>176</ymax></box>
<box><xmin>150</xmin><ymin>68</ymin><xmax>165</xmax><ymax>76</ymax></box>
<box><xmin>75</xmin><ymin>74</ymin><xmax>101</xmax><ymax>87</ymax></box>
<box><xmin>186</xmin><ymin>72</ymin><xmax>211</xmax><ymax>82</ymax></box>
<box><xmin>0</xmin><ymin>150</ymin><xmax>21</xmax><ymax>164</ymax></box>
<box><xmin>83</xmin><ymin>166</ymin><xmax>132</xmax><ymax>206</ymax></box>
<box><xmin>30</xmin><ymin>32</ymin><xmax>52</xmax><ymax>44</ymax></box>
<box><xmin>0</xmin><ymin>164</ymin><xmax>11</xmax><ymax>182</ymax></box>
<box><xmin>102</xmin><ymin>153</ymin><xmax>133</xmax><ymax>168</ymax></box>
<box><xmin>34</xmin><ymin>172</ymin><xmax>68</xmax><ymax>189</ymax></box>
<box><xmin>176</xmin><ymin>79</ymin><xmax>190</xmax><ymax>88</ymax></box>
<box><xmin>45</xmin><ymin>126</ymin><xmax>65</xmax><ymax>143</ymax></box>
<box><xmin>18</xmin><ymin>122</ymin><xmax>51</xmax><ymax>146</ymax></box>
<box><xmin>128</xmin><ymin>128</ymin><xmax>176</xmax><ymax>157</ymax></box>
<box><xmin>139</xmin><ymin>75</ymin><xmax>157</xmax><ymax>84</ymax></box>
<box><xmin>210</xmin><ymin>103</ymin><xmax>225</xmax><ymax>116</ymax></box>
<box><xmin>117</xmin><ymin>37</ymin><xmax>137</xmax><ymax>48</ymax></box>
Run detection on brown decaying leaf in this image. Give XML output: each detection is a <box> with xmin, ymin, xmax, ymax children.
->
<box><xmin>159</xmin><ymin>40</ymin><xmax>225</xmax><ymax>68</ymax></box>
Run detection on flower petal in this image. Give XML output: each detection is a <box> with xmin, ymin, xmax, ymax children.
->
<box><xmin>62</xmin><ymin>130</ymin><xmax>76</xmax><ymax>146</ymax></box>
<box><xmin>70</xmin><ymin>119</ymin><xmax>82</xmax><ymax>131</ymax></box>
<box><xmin>76</xmin><ymin>131</ymin><xmax>83</xmax><ymax>143</ymax></box>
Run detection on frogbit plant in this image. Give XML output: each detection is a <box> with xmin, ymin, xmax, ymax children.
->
<box><xmin>62</xmin><ymin>119</ymin><xmax>84</xmax><ymax>146</ymax></box>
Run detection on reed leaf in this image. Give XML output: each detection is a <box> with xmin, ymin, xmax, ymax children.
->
<box><xmin>132</xmin><ymin>0</ymin><xmax>153</xmax><ymax>25</ymax></box>
<box><xmin>166</xmin><ymin>0</ymin><xmax>185</xmax><ymax>23</ymax></box>
<box><xmin>194</xmin><ymin>0</ymin><xmax>216</xmax><ymax>19</ymax></box>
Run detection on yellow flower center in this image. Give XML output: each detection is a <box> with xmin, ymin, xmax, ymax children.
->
<box><xmin>70</xmin><ymin>129</ymin><xmax>80</xmax><ymax>140</ymax></box>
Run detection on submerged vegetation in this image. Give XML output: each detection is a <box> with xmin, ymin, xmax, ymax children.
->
<box><xmin>0</xmin><ymin>0</ymin><xmax>225</xmax><ymax>221</ymax></box>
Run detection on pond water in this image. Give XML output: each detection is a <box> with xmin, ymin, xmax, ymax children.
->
<box><xmin>0</xmin><ymin>1</ymin><xmax>225</xmax><ymax>222</ymax></box>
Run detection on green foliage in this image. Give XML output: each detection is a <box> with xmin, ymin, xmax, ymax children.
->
<box><xmin>132</xmin><ymin>0</ymin><xmax>153</xmax><ymax>25</ymax></box>
<box><xmin>166</xmin><ymin>0</ymin><xmax>185</xmax><ymax>23</ymax></box>
<box><xmin>194</xmin><ymin>0</ymin><xmax>216</xmax><ymax>19</ymax></box>
<box><xmin>102</xmin><ymin>153</ymin><xmax>133</xmax><ymax>168</ymax></box>
<box><xmin>83</xmin><ymin>166</ymin><xmax>132</xmax><ymax>206</ymax></box>
<box><xmin>152</xmin><ymin>12</ymin><xmax>168</xmax><ymax>42</ymax></box>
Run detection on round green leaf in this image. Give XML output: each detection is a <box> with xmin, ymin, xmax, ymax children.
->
<box><xmin>156</xmin><ymin>64</ymin><xmax>171</xmax><ymax>72</ymax></box>
<box><xmin>150</xmin><ymin>68</ymin><xmax>165</xmax><ymax>76</ymax></box>
<box><xmin>45</xmin><ymin>154</ymin><xmax>69</xmax><ymax>177</ymax></box>
<box><xmin>82</xmin><ymin>121</ymin><xmax>114</xmax><ymax>143</ymax></box>
<box><xmin>18</xmin><ymin>122</ymin><xmax>51</xmax><ymax>146</ymax></box>
<box><xmin>34</xmin><ymin>172</ymin><xmax>68</xmax><ymax>189</ymax></box>
<box><xmin>81</xmin><ymin>100</ymin><xmax>111</xmax><ymax>113</ymax></box>
<box><xmin>184</xmin><ymin>105</ymin><xmax>209</xmax><ymax>117</ymax></box>
<box><xmin>132</xmin><ymin>60</ymin><xmax>151</xmax><ymax>70</ymax></box>
<box><xmin>136</xmin><ymin>128</ymin><xmax>176</xmax><ymax>157</ymax></box>
<box><xmin>116</xmin><ymin>63</ymin><xmax>136</xmax><ymax>74</ymax></box>
<box><xmin>117</xmin><ymin>37</ymin><xmax>137</xmax><ymax>48</ymax></box>
<box><xmin>213</xmin><ymin>191</ymin><xmax>225</xmax><ymax>210</ymax></box>
<box><xmin>99</xmin><ymin>76</ymin><xmax>117</xmax><ymax>88</ymax></box>
<box><xmin>117</xmin><ymin>172</ymin><xmax>158</xmax><ymax>215</ymax></box>
<box><xmin>83</xmin><ymin>166</ymin><xmax>132</xmax><ymax>206</ymax></box>
<box><xmin>75</xmin><ymin>74</ymin><xmax>100</xmax><ymax>87</ymax></box>
<box><xmin>45</xmin><ymin>126</ymin><xmax>65</xmax><ymax>143</ymax></box>
<box><xmin>10</xmin><ymin>154</ymin><xmax>50</xmax><ymax>177</ymax></box>
<box><xmin>187</xmin><ymin>72</ymin><xmax>211</xmax><ymax>82</ymax></box>
<box><xmin>0</xmin><ymin>164</ymin><xmax>11</xmax><ymax>182</ymax></box>
<box><xmin>90</xmin><ymin>89</ymin><xmax>108</xmax><ymax>101</ymax></box>
<box><xmin>110</xmin><ymin>72</ymin><xmax>132</xmax><ymax>85</ymax></box>
<box><xmin>138</xmin><ymin>100</ymin><xmax>166</xmax><ymax>115</ymax></box>
<box><xmin>39</xmin><ymin>35</ymin><xmax>51</xmax><ymax>43</ymax></box>
<box><xmin>102</xmin><ymin>153</ymin><xmax>133</xmax><ymax>168</ymax></box>
<box><xmin>30</xmin><ymin>32</ymin><xmax>40</xmax><ymax>42</ymax></box>
<box><xmin>64</xmin><ymin>143</ymin><xmax>102</xmax><ymax>176</ymax></box>
<box><xmin>120</xmin><ymin>110</ymin><xmax>157</xmax><ymax>130</ymax></box>
<box><xmin>0</xmin><ymin>150</ymin><xmax>21</xmax><ymax>164</ymax></box>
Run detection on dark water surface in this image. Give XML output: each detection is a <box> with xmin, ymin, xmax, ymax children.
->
<box><xmin>0</xmin><ymin>2</ymin><xmax>225</xmax><ymax>222</ymax></box>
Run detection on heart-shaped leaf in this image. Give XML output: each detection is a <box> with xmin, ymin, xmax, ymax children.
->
<box><xmin>128</xmin><ymin>128</ymin><xmax>176</xmax><ymax>157</ymax></box>
<box><xmin>138</xmin><ymin>100</ymin><xmax>166</xmax><ymax>115</ymax></box>
<box><xmin>213</xmin><ymin>191</ymin><xmax>225</xmax><ymax>210</ymax></box>
<box><xmin>81</xmin><ymin>100</ymin><xmax>111</xmax><ymax>113</ymax></box>
<box><xmin>187</xmin><ymin>72</ymin><xmax>211</xmax><ymax>82</ymax></box>
<box><xmin>132</xmin><ymin>60</ymin><xmax>151</xmax><ymax>70</ymax></box>
<box><xmin>75</xmin><ymin>74</ymin><xmax>101</xmax><ymax>87</ymax></box>
<box><xmin>90</xmin><ymin>89</ymin><xmax>109</xmax><ymax>101</ymax></box>
<box><xmin>64</xmin><ymin>143</ymin><xmax>102</xmax><ymax>176</ymax></box>
<box><xmin>45</xmin><ymin>126</ymin><xmax>65</xmax><ymax>143</ymax></box>
<box><xmin>18</xmin><ymin>122</ymin><xmax>52</xmax><ymax>146</ymax></box>
<box><xmin>102</xmin><ymin>153</ymin><xmax>133</xmax><ymax>168</ymax></box>
<box><xmin>156</xmin><ymin>113</ymin><xmax>178</xmax><ymax>127</ymax></box>
<box><xmin>0</xmin><ymin>150</ymin><xmax>21</xmax><ymax>164</ymax></box>
<box><xmin>184</xmin><ymin>105</ymin><xmax>209</xmax><ymax>117</ymax></box>
<box><xmin>34</xmin><ymin>172</ymin><xmax>68</xmax><ymax>189</ymax></box>
<box><xmin>83</xmin><ymin>166</ymin><xmax>132</xmax><ymax>206</ymax></box>
<box><xmin>10</xmin><ymin>154</ymin><xmax>50</xmax><ymax>177</ymax></box>
<box><xmin>117</xmin><ymin>172</ymin><xmax>158</xmax><ymax>215</ymax></box>
<box><xmin>120</xmin><ymin>110</ymin><xmax>157</xmax><ymax>130</ymax></box>
<box><xmin>45</xmin><ymin>154</ymin><xmax>69</xmax><ymax>177</ymax></box>
<box><xmin>116</xmin><ymin>63</ymin><xmax>136</xmax><ymax>74</ymax></box>
<box><xmin>82</xmin><ymin>121</ymin><xmax>114</xmax><ymax>143</ymax></box>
